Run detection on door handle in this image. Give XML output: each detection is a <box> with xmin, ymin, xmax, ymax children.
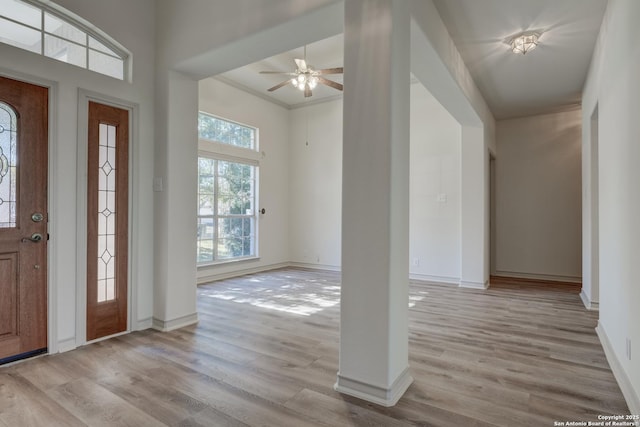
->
<box><xmin>22</xmin><ymin>233</ymin><xmax>43</xmax><ymax>243</ymax></box>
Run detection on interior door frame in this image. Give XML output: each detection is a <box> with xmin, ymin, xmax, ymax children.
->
<box><xmin>0</xmin><ymin>68</ymin><xmax>58</xmax><ymax>355</ymax></box>
<box><xmin>76</xmin><ymin>89</ymin><xmax>138</xmax><ymax>346</ymax></box>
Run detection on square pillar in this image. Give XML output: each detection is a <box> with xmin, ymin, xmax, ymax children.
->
<box><xmin>153</xmin><ymin>69</ymin><xmax>199</xmax><ymax>330</ymax></box>
<box><xmin>335</xmin><ymin>0</ymin><xmax>413</xmax><ymax>407</ymax></box>
<box><xmin>460</xmin><ymin>126</ymin><xmax>489</xmax><ymax>289</ymax></box>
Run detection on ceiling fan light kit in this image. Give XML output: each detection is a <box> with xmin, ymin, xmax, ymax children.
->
<box><xmin>291</xmin><ymin>73</ymin><xmax>318</xmax><ymax>91</ymax></box>
<box><xmin>259</xmin><ymin>46</ymin><xmax>343</xmax><ymax>98</ymax></box>
<box><xmin>510</xmin><ymin>32</ymin><xmax>540</xmax><ymax>54</ymax></box>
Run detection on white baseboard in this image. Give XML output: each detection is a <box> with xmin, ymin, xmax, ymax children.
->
<box><xmin>136</xmin><ymin>317</ymin><xmax>153</xmax><ymax>330</ymax></box>
<box><xmin>57</xmin><ymin>337</ymin><xmax>77</xmax><ymax>353</ymax></box>
<box><xmin>197</xmin><ymin>262</ymin><xmax>289</xmax><ymax>285</ymax></box>
<box><xmin>579</xmin><ymin>290</ymin><xmax>599</xmax><ymax>311</ymax></box>
<box><xmin>596</xmin><ymin>322</ymin><xmax>640</xmax><ymax>415</ymax></box>
<box><xmin>459</xmin><ymin>280</ymin><xmax>489</xmax><ymax>290</ymax></box>
<box><xmin>288</xmin><ymin>262</ymin><xmax>341</xmax><ymax>272</ymax></box>
<box><xmin>410</xmin><ymin>273</ymin><xmax>459</xmax><ymax>285</ymax></box>
<box><xmin>152</xmin><ymin>312</ymin><xmax>199</xmax><ymax>332</ymax></box>
<box><xmin>334</xmin><ymin>367</ymin><xmax>413</xmax><ymax>407</ymax></box>
<box><xmin>494</xmin><ymin>271</ymin><xmax>581</xmax><ymax>283</ymax></box>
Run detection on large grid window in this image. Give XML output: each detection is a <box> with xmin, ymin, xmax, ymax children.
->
<box><xmin>0</xmin><ymin>0</ymin><xmax>127</xmax><ymax>80</ymax></box>
<box><xmin>197</xmin><ymin>157</ymin><xmax>256</xmax><ymax>264</ymax></box>
<box><xmin>197</xmin><ymin>113</ymin><xmax>258</xmax><ymax>264</ymax></box>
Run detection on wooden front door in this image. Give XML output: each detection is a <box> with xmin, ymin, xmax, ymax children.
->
<box><xmin>86</xmin><ymin>101</ymin><xmax>128</xmax><ymax>341</ymax></box>
<box><xmin>0</xmin><ymin>76</ymin><xmax>48</xmax><ymax>364</ymax></box>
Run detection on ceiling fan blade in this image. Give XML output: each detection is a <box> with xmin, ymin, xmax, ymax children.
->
<box><xmin>267</xmin><ymin>80</ymin><xmax>292</xmax><ymax>92</ymax></box>
<box><xmin>317</xmin><ymin>76</ymin><xmax>343</xmax><ymax>91</ymax></box>
<box><xmin>294</xmin><ymin>58</ymin><xmax>308</xmax><ymax>72</ymax></box>
<box><xmin>315</xmin><ymin>67</ymin><xmax>343</xmax><ymax>75</ymax></box>
<box><xmin>259</xmin><ymin>71</ymin><xmax>297</xmax><ymax>75</ymax></box>
<box><xmin>304</xmin><ymin>85</ymin><xmax>312</xmax><ymax>98</ymax></box>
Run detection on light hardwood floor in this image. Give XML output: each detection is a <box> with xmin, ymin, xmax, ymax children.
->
<box><xmin>0</xmin><ymin>269</ymin><xmax>629</xmax><ymax>426</ymax></box>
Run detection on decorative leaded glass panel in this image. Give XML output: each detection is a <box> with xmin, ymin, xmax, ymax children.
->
<box><xmin>0</xmin><ymin>101</ymin><xmax>17</xmax><ymax>228</ymax></box>
<box><xmin>97</xmin><ymin>123</ymin><xmax>117</xmax><ymax>302</ymax></box>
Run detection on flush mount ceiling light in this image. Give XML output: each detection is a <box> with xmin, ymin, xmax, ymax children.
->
<box><xmin>510</xmin><ymin>32</ymin><xmax>540</xmax><ymax>54</ymax></box>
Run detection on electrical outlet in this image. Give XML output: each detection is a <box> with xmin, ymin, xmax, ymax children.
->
<box><xmin>412</xmin><ymin>258</ymin><xmax>420</xmax><ymax>267</ymax></box>
<box><xmin>627</xmin><ymin>338</ymin><xmax>632</xmax><ymax>361</ymax></box>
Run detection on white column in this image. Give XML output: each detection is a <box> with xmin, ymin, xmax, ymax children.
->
<box><xmin>581</xmin><ymin>107</ymin><xmax>599</xmax><ymax>310</ymax></box>
<box><xmin>153</xmin><ymin>69</ymin><xmax>199</xmax><ymax>330</ymax></box>
<box><xmin>460</xmin><ymin>126</ymin><xmax>489</xmax><ymax>289</ymax></box>
<box><xmin>335</xmin><ymin>0</ymin><xmax>413</xmax><ymax>407</ymax></box>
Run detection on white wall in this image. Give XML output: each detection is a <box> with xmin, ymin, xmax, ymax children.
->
<box><xmin>197</xmin><ymin>78</ymin><xmax>291</xmax><ymax>282</ymax></box>
<box><xmin>409</xmin><ymin>0</ymin><xmax>496</xmax><ymax>289</ymax></box>
<box><xmin>286</xmin><ymin>83</ymin><xmax>461</xmax><ymax>280</ymax></box>
<box><xmin>289</xmin><ymin>99</ymin><xmax>343</xmax><ymax>269</ymax></box>
<box><xmin>409</xmin><ymin>84</ymin><xmax>461</xmax><ymax>283</ymax></box>
<box><xmin>495</xmin><ymin>109</ymin><xmax>582</xmax><ymax>282</ymax></box>
<box><xmin>0</xmin><ymin>0</ymin><xmax>156</xmax><ymax>350</ymax></box>
<box><xmin>582</xmin><ymin>0</ymin><xmax>640</xmax><ymax>414</ymax></box>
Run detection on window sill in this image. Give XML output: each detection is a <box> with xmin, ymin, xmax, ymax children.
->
<box><xmin>197</xmin><ymin>256</ymin><xmax>260</xmax><ymax>269</ymax></box>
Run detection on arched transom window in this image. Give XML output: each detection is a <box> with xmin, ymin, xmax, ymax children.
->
<box><xmin>0</xmin><ymin>0</ymin><xmax>129</xmax><ymax>80</ymax></box>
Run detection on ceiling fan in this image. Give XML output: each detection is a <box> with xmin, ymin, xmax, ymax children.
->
<box><xmin>259</xmin><ymin>46</ymin><xmax>343</xmax><ymax>98</ymax></box>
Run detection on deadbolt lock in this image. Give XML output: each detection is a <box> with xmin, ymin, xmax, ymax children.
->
<box><xmin>31</xmin><ymin>212</ymin><xmax>44</xmax><ymax>222</ymax></box>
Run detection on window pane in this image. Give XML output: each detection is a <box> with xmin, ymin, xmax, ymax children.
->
<box><xmin>0</xmin><ymin>0</ymin><xmax>41</xmax><ymax>29</ymax></box>
<box><xmin>89</xmin><ymin>36</ymin><xmax>118</xmax><ymax>56</ymax></box>
<box><xmin>198</xmin><ymin>113</ymin><xmax>255</xmax><ymax>150</ymax></box>
<box><xmin>97</xmin><ymin>123</ymin><xmax>117</xmax><ymax>303</ymax></box>
<box><xmin>0</xmin><ymin>16</ymin><xmax>41</xmax><ymax>53</ymax></box>
<box><xmin>242</xmin><ymin>218</ymin><xmax>252</xmax><ymax>238</ymax></box>
<box><xmin>89</xmin><ymin>50</ymin><xmax>124</xmax><ymax>80</ymax></box>
<box><xmin>45</xmin><ymin>12</ymin><xmax>85</xmax><ymax>45</ymax></box>
<box><xmin>217</xmin><ymin>238</ymin><xmax>245</xmax><ymax>260</ymax></box>
<box><xmin>218</xmin><ymin>217</ymin><xmax>246</xmax><ymax>240</ymax></box>
<box><xmin>44</xmin><ymin>34</ymin><xmax>86</xmax><ymax>67</ymax></box>
<box><xmin>198</xmin><ymin>217</ymin><xmax>214</xmax><ymax>240</ymax></box>
<box><xmin>197</xmin><ymin>217</ymin><xmax>214</xmax><ymax>263</ymax></box>
<box><xmin>0</xmin><ymin>102</ymin><xmax>17</xmax><ymax>228</ymax></box>
<box><xmin>197</xmin><ymin>240</ymin><xmax>214</xmax><ymax>263</ymax></box>
<box><xmin>198</xmin><ymin>194</ymin><xmax>214</xmax><ymax>216</ymax></box>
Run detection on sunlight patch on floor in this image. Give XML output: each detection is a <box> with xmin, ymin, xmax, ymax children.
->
<box><xmin>201</xmin><ymin>283</ymin><xmax>340</xmax><ymax>316</ymax></box>
<box><xmin>409</xmin><ymin>294</ymin><xmax>425</xmax><ymax>308</ymax></box>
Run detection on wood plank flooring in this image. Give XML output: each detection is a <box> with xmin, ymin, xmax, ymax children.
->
<box><xmin>0</xmin><ymin>268</ymin><xmax>629</xmax><ymax>426</ymax></box>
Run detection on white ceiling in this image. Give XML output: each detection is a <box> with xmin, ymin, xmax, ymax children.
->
<box><xmin>219</xmin><ymin>1</ymin><xmax>608</xmax><ymax>118</ymax></box>
<box><xmin>432</xmin><ymin>0</ymin><xmax>608</xmax><ymax>119</ymax></box>
<box><xmin>218</xmin><ymin>34</ymin><xmax>344</xmax><ymax>110</ymax></box>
